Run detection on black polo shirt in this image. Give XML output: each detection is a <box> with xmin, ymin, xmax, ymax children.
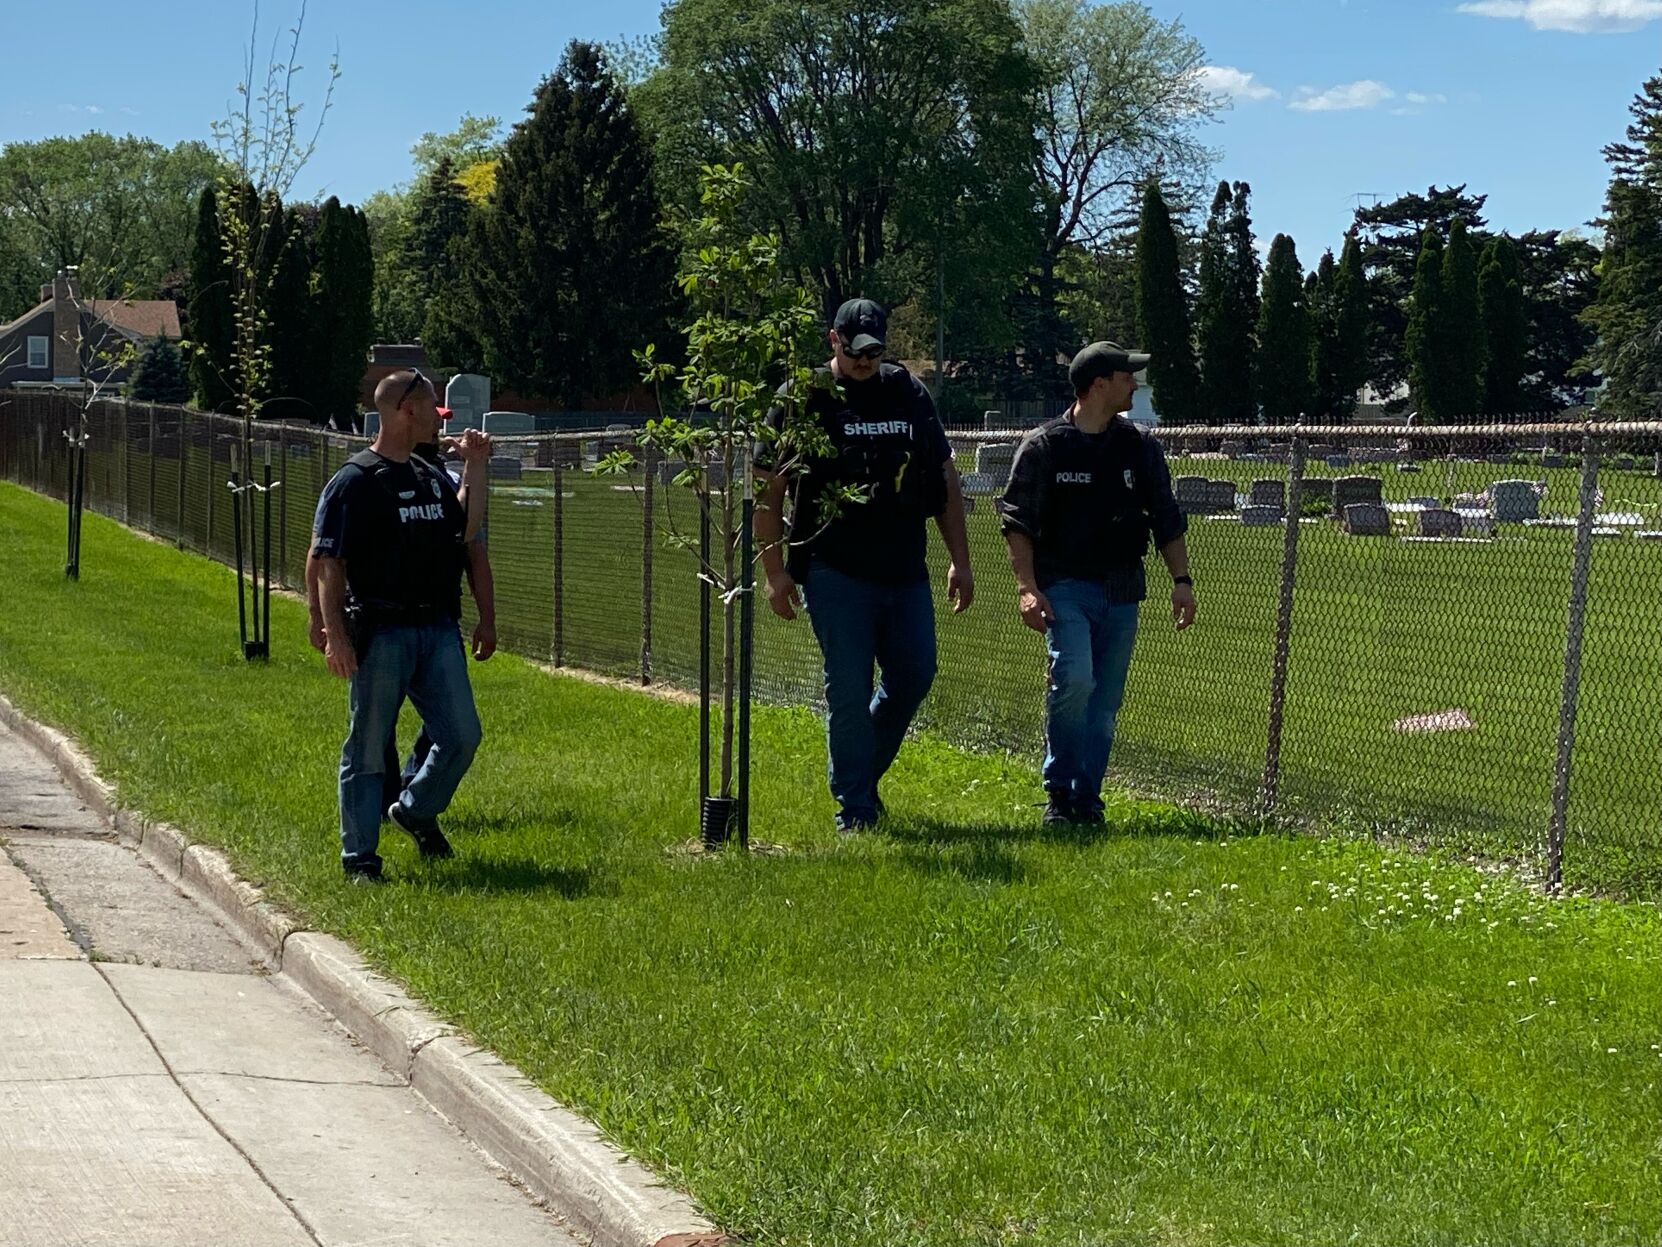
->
<box><xmin>997</xmin><ymin>414</ymin><xmax>1186</xmax><ymax>602</ymax></box>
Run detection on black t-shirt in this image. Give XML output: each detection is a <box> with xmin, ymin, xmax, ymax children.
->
<box><xmin>310</xmin><ymin>450</ymin><xmax>468</xmax><ymax>620</ymax></box>
<box><xmin>761</xmin><ymin>362</ymin><xmax>951</xmax><ymax>585</ymax></box>
<box><xmin>997</xmin><ymin>414</ymin><xmax>1186</xmax><ymax>602</ymax></box>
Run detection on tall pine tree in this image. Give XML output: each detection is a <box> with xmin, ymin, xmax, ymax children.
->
<box><xmin>1255</xmin><ymin>234</ymin><xmax>1309</xmax><ymax>424</ymax></box>
<box><xmin>266</xmin><ymin>205</ymin><xmax>315</xmax><ymax>420</ymax></box>
<box><xmin>187</xmin><ymin>186</ymin><xmax>235</xmax><ymax>412</ymax></box>
<box><xmin>1440</xmin><ymin>218</ymin><xmax>1483</xmax><ymax>418</ymax></box>
<box><xmin>1583</xmin><ymin>72</ymin><xmax>1662</xmax><ymax>417</ymax></box>
<box><xmin>1196</xmin><ymin>181</ymin><xmax>1258</xmax><ymax>423</ymax></box>
<box><xmin>1406</xmin><ymin>229</ymin><xmax>1445</xmax><ymax>421</ymax></box>
<box><xmin>467</xmin><ymin>41</ymin><xmax>675</xmax><ymax>405</ymax></box>
<box><xmin>1333</xmin><ymin>232</ymin><xmax>1370</xmax><ymax>418</ymax></box>
<box><xmin>1133</xmin><ymin>182</ymin><xmax>1201</xmax><ymax>425</ymax></box>
<box><xmin>1308</xmin><ymin>249</ymin><xmax>1343</xmax><ymax>421</ymax></box>
<box><xmin>1477</xmin><ymin>234</ymin><xmax>1528</xmax><ymax>416</ymax></box>
<box><xmin>311</xmin><ymin>198</ymin><xmax>376</xmax><ymax>427</ymax></box>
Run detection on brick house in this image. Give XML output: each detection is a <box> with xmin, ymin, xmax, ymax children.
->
<box><xmin>0</xmin><ymin>267</ymin><xmax>182</xmax><ymax>390</ymax></box>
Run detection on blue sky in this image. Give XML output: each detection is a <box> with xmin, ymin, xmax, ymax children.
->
<box><xmin>2</xmin><ymin>0</ymin><xmax>1657</xmax><ymax>263</ymax></box>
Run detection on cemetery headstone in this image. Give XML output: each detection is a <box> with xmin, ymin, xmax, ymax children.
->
<box><xmin>1241</xmin><ymin>505</ymin><xmax>1282</xmax><ymax>527</ymax></box>
<box><xmin>482</xmin><ymin>410</ymin><xmax>535</xmax><ymax>436</ymax></box>
<box><xmin>1248</xmin><ymin>478</ymin><xmax>1285</xmax><ymax>511</ymax></box>
<box><xmin>1331</xmin><ymin>474</ymin><xmax>1382</xmax><ymax>517</ymax></box>
<box><xmin>1174</xmin><ymin>475</ymin><xmax>1210</xmax><ymax>514</ymax></box>
<box><xmin>444</xmin><ymin>373</ymin><xmax>490</xmax><ymax>431</ymax></box>
<box><xmin>1343</xmin><ymin>503</ymin><xmax>1391</xmax><ymax>536</ymax></box>
<box><xmin>1205</xmin><ymin>479</ymin><xmax>1239</xmax><ymax>512</ymax></box>
<box><xmin>1418</xmin><ymin>508</ymin><xmax>1463</xmax><ymax>538</ymax></box>
<box><xmin>488</xmin><ymin>455</ymin><xmax>522</xmax><ymax>481</ymax></box>
<box><xmin>1490</xmin><ymin>479</ymin><xmax>1540</xmax><ymax>523</ymax></box>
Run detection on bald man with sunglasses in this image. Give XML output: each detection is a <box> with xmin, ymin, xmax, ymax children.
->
<box><xmin>309</xmin><ymin>368</ymin><xmax>492</xmax><ymax>882</ymax></box>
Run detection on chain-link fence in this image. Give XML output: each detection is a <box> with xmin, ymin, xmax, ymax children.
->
<box><xmin>4</xmin><ymin>391</ymin><xmax>1660</xmax><ymax>896</ymax></box>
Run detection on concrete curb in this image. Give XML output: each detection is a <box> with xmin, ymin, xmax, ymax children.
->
<box><xmin>0</xmin><ymin>692</ymin><xmax>728</xmax><ymax>1247</ymax></box>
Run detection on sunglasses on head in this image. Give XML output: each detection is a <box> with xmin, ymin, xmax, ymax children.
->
<box><xmin>394</xmin><ymin>368</ymin><xmax>429</xmax><ymax>409</ymax></box>
<box><xmin>838</xmin><ymin>337</ymin><xmax>884</xmax><ymax>361</ymax></box>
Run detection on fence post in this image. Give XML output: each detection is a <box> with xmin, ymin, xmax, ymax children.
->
<box><xmin>641</xmin><ymin>442</ymin><xmax>655</xmax><ymax>685</ymax></box>
<box><xmin>205</xmin><ymin>423</ymin><xmax>215</xmax><ymax>556</ymax></box>
<box><xmin>176</xmin><ymin>411</ymin><xmax>187</xmax><ymax>548</ymax></box>
<box><xmin>552</xmin><ymin>446</ymin><xmax>564</xmax><ymax>667</ymax></box>
<box><xmin>1547</xmin><ymin>432</ymin><xmax>1601</xmax><ymax>892</ymax></box>
<box><xmin>277</xmin><ymin>421</ymin><xmax>289</xmax><ymax>588</ymax></box>
<box><xmin>119</xmin><ymin>403</ymin><xmax>131</xmax><ymax>524</ymax></box>
<box><xmin>146</xmin><ymin>405</ymin><xmax>157</xmax><ymax>536</ymax></box>
<box><xmin>1260</xmin><ymin>433</ymin><xmax>1307</xmax><ymax>814</ymax></box>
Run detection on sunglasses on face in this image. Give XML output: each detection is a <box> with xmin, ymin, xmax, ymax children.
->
<box><xmin>838</xmin><ymin>338</ymin><xmax>884</xmax><ymax>361</ymax></box>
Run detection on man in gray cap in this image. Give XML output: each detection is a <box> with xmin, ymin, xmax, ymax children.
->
<box><xmin>755</xmin><ymin>297</ymin><xmax>974</xmax><ymax>833</ymax></box>
<box><xmin>997</xmin><ymin>342</ymin><xmax>1195</xmax><ymax>825</ymax></box>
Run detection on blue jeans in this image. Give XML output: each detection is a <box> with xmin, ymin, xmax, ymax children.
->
<box><xmin>383</xmin><ymin>728</ymin><xmax>434</xmax><ymax>809</ymax></box>
<box><xmin>802</xmin><ymin>562</ymin><xmax>937</xmax><ymax>825</ymax></box>
<box><xmin>339</xmin><ymin>622</ymin><xmax>481</xmax><ymax>870</ymax></box>
<box><xmin>1042</xmin><ymin>581</ymin><xmax>1139</xmax><ymax>812</ymax></box>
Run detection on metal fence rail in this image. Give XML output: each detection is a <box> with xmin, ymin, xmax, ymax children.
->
<box><xmin>3</xmin><ymin>391</ymin><xmax>1659</xmax><ymax>897</ymax></box>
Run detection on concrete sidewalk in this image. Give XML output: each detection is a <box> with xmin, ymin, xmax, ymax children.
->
<box><xmin>0</xmin><ymin>718</ymin><xmax>583</xmax><ymax>1247</ymax></box>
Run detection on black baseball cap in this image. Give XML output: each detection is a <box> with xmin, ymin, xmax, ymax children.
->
<box><xmin>833</xmin><ymin>298</ymin><xmax>887</xmax><ymax>353</ymax></box>
<box><xmin>1069</xmin><ymin>341</ymin><xmax>1151</xmax><ymax>392</ymax></box>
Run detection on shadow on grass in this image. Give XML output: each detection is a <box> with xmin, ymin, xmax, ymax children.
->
<box><xmin>415</xmin><ymin>854</ymin><xmax>613</xmax><ymax>900</ymax></box>
<box><xmin>885</xmin><ymin>803</ymin><xmax>1242</xmax><ymax>850</ymax></box>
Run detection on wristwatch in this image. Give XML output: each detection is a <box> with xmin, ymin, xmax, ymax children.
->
<box><xmin>1173</xmin><ymin>575</ymin><xmax>1193</xmax><ymax>588</ymax></box>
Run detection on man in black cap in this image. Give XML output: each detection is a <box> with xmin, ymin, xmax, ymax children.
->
<box><xmin>997</xmin><ymin>342</ymin><xmax>1195</xmax><ymax>826</ymax></box>
<box><xmin>755</xmin><ymin>297</ymin><xmax>974</xmax><ymax>833</ymax></box>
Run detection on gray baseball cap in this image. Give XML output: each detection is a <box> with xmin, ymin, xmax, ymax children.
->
<box><xmin>1069</xmin><ymin>341</ymin><xmax>1151</xmax><ymax>391</ymax></box>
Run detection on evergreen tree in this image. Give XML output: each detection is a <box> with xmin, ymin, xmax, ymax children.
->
<box><xmin>1440</xmin><ymin>218</ymin><xmax>1483</xmax><ymax>418</ymax></box>
<box><xmin>1255</xmin><ymin>234</ymin><xmax>1310</xmax><ymax>424</ymax></box>
<box><xmin>1133</xmin><ymin>182</ymin><xmax>1202</xmax><ymax>425</ymax></box>
<box><xmin>266</xmin><ymin>206</ymin><xmax>315</xmax><ymax>420</ymax></box>
<box><xmin>311</xmin><ymin>198</ymin><xmax>376</xmax><ymax>426</ymax></box>
<box><xmin>468</xmin><ymin>41</ymin><xmax>675</xmax><ymax>404</ymax></box>
<box><xmin>127</xmin><ymin>336</ymin><xmax>191</xmax><ymax>404</ymax></box>
<box><xmin>1195</xmin><ymin>181</ymin><xmax>1234</xmax><ymax>423</ymax></box>
<box><xmin>187</xmin><ymin>186</ymin><xmax>235</xmax><ymax>411</ymax></box>
<box><xmin>1221</xmin><ymin>181</ymin><xmax>1261</xmax><ymax>422</ymax></box>
<box><xmin>1333</xmin><ymin>232</ymin><xmax>1370</xmax><ymax>417</ymax></box>
<box><xmin>1477</xmin><ymin>234</ymin><xmax>1528</xmax><ymax>416</ymax></box>
<box><xmin>1583</xmin><ymin>71</ymin><xmax>1662</xmax><ymax>417</ymax></box>
<box><xmin>1352</xmin><ymin>184</ymin><xmax>1488</xmax><ymax>398</ymax></box>
<box><xmin>1307</xmin><ymin>249</ymin><xmax>1343</xmax><ymax>421</ymax></box>
<box><xmin>1405</xmin><ymin>229</ymin><xmax>1445</xmax><ymax>421</ymax></box>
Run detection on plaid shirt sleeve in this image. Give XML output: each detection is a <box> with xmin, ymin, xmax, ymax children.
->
<box><xmin>997</xmin><ymin>432</ymin><xmax>1049</xmax><ymax>540</ymax></box>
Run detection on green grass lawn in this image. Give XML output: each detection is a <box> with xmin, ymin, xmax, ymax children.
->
<box><xmin>2</xmin><ymin>479</ymin><xmax>1659</xmax><ymax>1247</ymax></box>
<box><xmin>40</xmin><ymin>425</ymin><xmax>1662</xmax><ymax>892</ymax></box>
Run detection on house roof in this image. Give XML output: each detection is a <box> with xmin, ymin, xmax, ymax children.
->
<box><xmin>89</xmin><ymin>300</ymin><xmax>181</xmax><ymax>340</ymax></box>
<box><xmin>0</xmin><ymin>300</ymin><xmax>50</xmax><ymax>337</ymax></box>
<box><xmin>0</xmin><ymin>297</ymin><xmax>181</xmax><ymax>342</ymax></box>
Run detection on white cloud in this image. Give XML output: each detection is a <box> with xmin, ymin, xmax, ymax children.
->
<box><xmin>1404</xmin><ymin>92</ymin><xmax>1448</xmax><ymax>105</ymax></box>
<box><xmin>1289</xmin><ymin>81</ymin><xmax>1396</xmax><ymax>112</ymax></box>
<box><xmin>1457</xmin><ymin>0</ymin><xmax>1662</xmax><ymax>32</ymax></box>
<box><xmin>1196</xmin><ymin>65</ymin><xmax>1279</xmax><ymax>103</ymax></box>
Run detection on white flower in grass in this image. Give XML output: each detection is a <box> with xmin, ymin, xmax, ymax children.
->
<box><xmin>1607</xmin><ymin>1048</ymin><xmax>1619</xmax><ymax>1055</ymax></box>
<box><xmin>1528</xmin><ymin>976</ymin><xmax>1537</xmax><ymax>984</ymax></box>
<box><xmin>1508</xmin><ymin>980</ymin><xmax>1518</xmax><ymax>988</ymax></box>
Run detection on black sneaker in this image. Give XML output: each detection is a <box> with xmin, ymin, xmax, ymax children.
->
<box><xmin>387</xmin><ymin>802</ymin><xmax>454</xmax><ymax>859</ymax></box>
<box><xmin>836</xmin><ymin>811</ymin><xmax>878</xmax><ymax>837</ymax></box>
<box><xmin>343</xmin><ymin>860</ymin><xmax>385</xmax><ymax>885</ymax></box>
<box><xmin>1042</xmin><ymin>797</ymin><xmax>1076</xmax><ymax>827</ymax></box>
